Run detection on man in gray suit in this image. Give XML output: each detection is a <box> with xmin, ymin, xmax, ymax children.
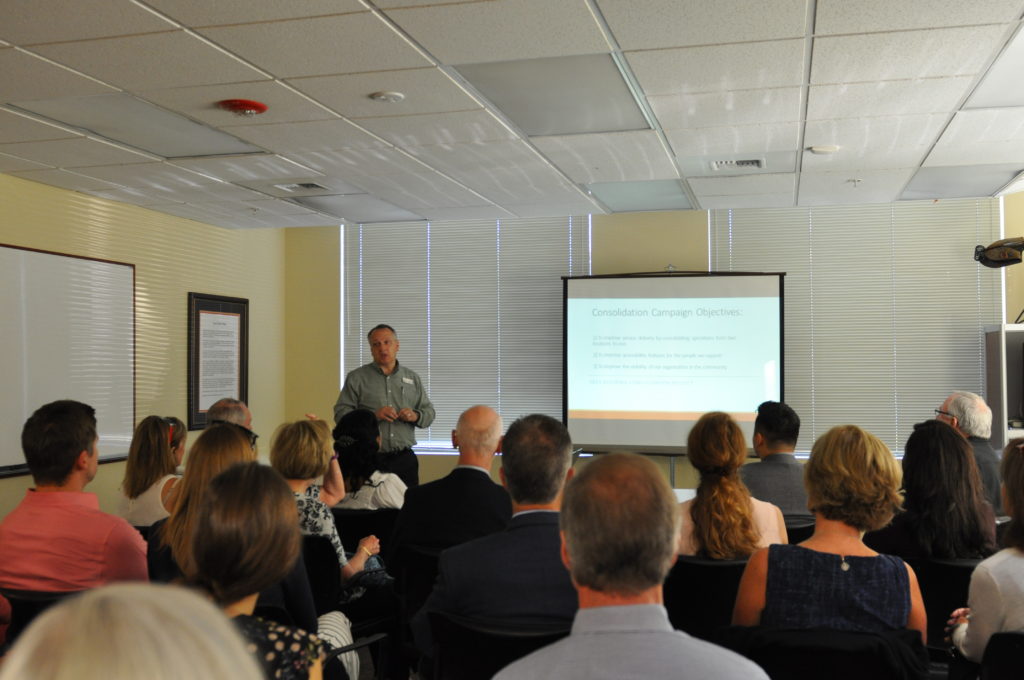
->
<box><xmin>740</xmin><ymin>401</ymin><xmax>812</xmax><ymax>522</ymax></box>
<box><xmin>495</xmin><ymin>453</ymin><xmax>767</xmax><ymax>680</ymax></box>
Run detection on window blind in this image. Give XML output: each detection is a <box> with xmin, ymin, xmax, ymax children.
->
<box><xmin>710</xmin><ymin>198</ymin><xmax>1003</xmax><ymax>452</ymax></box>
<box><xmin>343</xmin><ymin>216</ymin><xmax>590</xmax><ymax>447</ymax></box>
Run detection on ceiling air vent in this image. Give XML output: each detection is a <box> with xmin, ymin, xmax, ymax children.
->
<box><xmin>273</xmin><ymin>182</ymin><xmax>328</xmax><ymax>192</ymax></box>
<box><xmin>709</xmin><ymin>159</ymin><xmax>764</xmax><ymax>172</ymax></box>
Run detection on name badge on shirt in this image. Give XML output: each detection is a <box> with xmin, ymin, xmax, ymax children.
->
<box><xmin>403</xmin><ymin>377</ymin><xmax>414</xmax><ymax>384</ymax></box>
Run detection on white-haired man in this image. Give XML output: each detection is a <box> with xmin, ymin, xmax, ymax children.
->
<box><xmin>938</xmin><ymin>391</ymin><xmax>1002</xmax><ymax>514</ymax></box>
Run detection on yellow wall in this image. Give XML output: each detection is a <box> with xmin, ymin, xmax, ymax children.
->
<box><xmin>0</xmin><ymin>174</ymin><xmax>287</xmax><ymax>518</ymax></box>
<box><xmin>1005</xmin><ymin>193</ymin><xmax>1024</xmax><ymax>323</ymax></box>
<box><xmin>591</xmin><ymin>210</ymin><xmax>709</xmax><ymax>275</ymax></box>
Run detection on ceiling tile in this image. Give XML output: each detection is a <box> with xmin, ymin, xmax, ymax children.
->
<box><xmin>968</xmin><ymin>26</ymin><xmax>1024</xmax><ymax>109</ymax></box>
<box><xmin>0</xmin><ymin>151</ymin><xmax>50</xmax><ymax>172</ymax></box>
<box><xmin>383</xmin><ymin>0</ymin><xmax>610</xmax><ymax>64</ymax></box>
<box><xmin>596</xmin><ymin>0</ymin><xmax>809</xmax><ymax>49</ymax></box>
<box><xmin>288</xmin><ymin>68</ymin><xmax>481</xmax><ymax>118</ymax></box>
<box><xmin>7</xmin><ymin>167</ymin><xmax>126</xmax><ymax>192</ymax></box>
<box><xmin>532</xmin><ymin>130</ymin><xmax>679</xmax><ymax>183</ymax></box>
<box><xmin>0</xmin><ymin>137</ymin><xmax>155</xmax><ymax>167</ymax></box>
<box><xmin>143</xmin><ymin>0</ymin><xmax>366</xmax><ymax>26</ymax></box>
<box><xmin>0</xmin><ymin>108</ymin><xmax>80</xmax><ymax>144</ymax></box>
<box><xmin>416</xmin><ymin>205</ymin><xmax>518</xmax><ymax>221</ymax></box>
<box><xmin>665</xmin><ymin>122</ymin><xmax>800</xmax><ymax>157</ymax></box>
<box><xmin>31</xmin><ymin>32</ymin><xmax>268</xmax><ymax>90</ymax></box>
<box><xmin>798</xmin><ymin>168</ymin><xmax>915</xmax><ymax>205</ymax></box>
<box><xmin>1</xmin><ymin>0</ymin><xmax>175</xmax><ymax>45</ymax></box>
<box><xmin>69</xmin><ymin>161</ymin><xmax>225</xmax><ymax>189</ymax></box>
<box><xmin>814</xmin><ymin>0</ymin><xmax>1024</xmax><ymax>35</ymax></box>
<box><xmin>811</xmin><ymin>26</ymin><xmax>1008</xmax><ymax>84</ymax></box>
<box><xmin>197</xmin><ymin>14</ymin><xmax>430</xmax><ymax>78</ymax></box>
<box><xmin>220</xmin><ymin>119</ymin><xmax>387</xmax><ymax>153</ymax></box>
<box><xmin>626</xmin><ymin>40</ymin><xmax>806</xmax><ymax>95</ymax></box>
<box><xmin>807</xmin><ymin>77</ymin><xmax>974</xmax><ymax>120</ymax></box>
<box><xmin>903</xmin><ymin>164</ymin><xmax>1024</xmax><ymax>199</ymax></box>
<box><xmin>925</xmin><ymin>140</ymin><xmax>1024</xmax><ymax>167</ymax></box>
<box><xmin>801</xmin><ymin>114</ymin><xmax>947</xmax><ymax>170</ymax></box>
<box><xmin>356</xmin><ymin>110</ymin><xmax>517</xmax><ymax>146</ymax></box>
<box><xmin>170</xmin><ymin>154</ymin><xmax>320</xmax><ymax>182</ymax></box>
<box><xmin>648</xmin><ymin>87</ymin><xmax>802</xmax><ymax>128</ymax></box>
<box><xmin>292</xmin><ymin>193</ymin><xmax>425</xmax><ymax>223</ymax></box>
<box><xmin>697</xmin><ymin>193</ymin><xmax>795</xmax><ymax>209</ymax></box>
<box><xmin>932</xmin><ymin>108</ymin><xmax>1024</xmax><ymax>145</ymax></box>
<box><xmin>505</xmin><ymin>198</ymin><xmax>603</xmax><ymax>217</ymax></box>
<box><xmin>689</xmin><ymin>173</ymin><xmax>796</xmax><ymax>196</ymax></box>
<box><xmin>139</xmin><ymin>81</ymin><xmax>337</xmax><ymax>128</ymax></box>
<box><xmin>0</xmin><ymin>48</ymin><xmax>118</xmax><ymax>103</ymax></box>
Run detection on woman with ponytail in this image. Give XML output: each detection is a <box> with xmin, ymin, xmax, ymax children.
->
<box><xmin>678</xmin><ymin>411</ymin><xmax>786</xmax><ymax>559</ymax></box>
<box><xmin>117</xmin><ymin>415</ymin><xmax>186</xmax><ymax>526</ymax></box>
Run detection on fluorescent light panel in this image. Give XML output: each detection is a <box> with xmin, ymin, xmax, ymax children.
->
<box><xmin>11</xmin><ymin>93</ymin><xmax>263</xmax><ymax>158</ymax></box>
<box><xmin>293</xmin><ymin>194</ymin><xmax>424</xmax><ymax>223</ymax></box>
<box><xmin>586</xmin><ymin>180</ymin><xmax>692</xmax><ymax>212</ymax></box>
<box><xmin>902</xmin><ymin>164</ymin><xmax>1024</xmax><ymax>200</ymax></box>
<box><xmin>455</xmin><ymin>54</ymin><xmax>649</xmax><ymax>136</ymax></box>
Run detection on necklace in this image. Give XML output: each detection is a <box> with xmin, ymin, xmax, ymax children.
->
<box><xmin>840</xmin><ymin>556</ymin><xmax>850</xmax><ymax>572</ymax></box>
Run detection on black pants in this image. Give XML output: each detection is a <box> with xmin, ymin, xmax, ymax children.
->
<box><xmin>378</xmin><ymin>447</ymin><xmax>418</xmax><ymax>488</ymax></box>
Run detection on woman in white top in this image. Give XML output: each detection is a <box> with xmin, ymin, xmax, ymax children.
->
<box><xmin>117</xmin><ymin>416</ymin><xmax>185</xmax><ymax>527</ymax></box>
<box><xmin>949</xmin><ymin>438</ymin><xmax>1024</xmax><ymax>661</ymax></box>
<box><xmin>678</xmin><ymin>411</ymin><xmax>787</xmax><ymax>558</ymax></box>
<box><xmin>333</xmin><ymin>409</ymin><xmax>406</xmax><ymax>510</ymax></box>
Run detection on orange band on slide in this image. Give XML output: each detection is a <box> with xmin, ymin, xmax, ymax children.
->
<box><xmin>569</xmin><ymin>410</ymin><xmax>755</xmax><ymax>422</ymax></box>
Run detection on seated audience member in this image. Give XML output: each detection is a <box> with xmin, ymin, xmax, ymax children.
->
<box><xmin>0</xmin><ymin>400</ymin><xmax>147</xmax><ymax>594</ymax></box>
<box><xmin>741</xmin><ymin>401</ymin><xmax>812</xmax><ymax>522</ymax></box>
<box><xmin>117</xmin><ymin>415</ymin><xmax>185</xmax><ymax>526</ymax></box>
<box><xmin>192</xmin><ymin>462</ymin><xmax>351</xmax><ymax>680</ymax></box>
<box><xmin>333</xmin><ymin>409</ymin><xmax>407</xmax><ymax>510</ymax></box>
<box><xmin>866</xmin><ymin>419</ymin><xmax>996</xmax><ymax>560</ymax></box>
<box><xmin>679</xmin><ymin>412</ymin><xmax>787</xmax><ymax>558</ymax></box>
<box><xmin>147</xmin><ymin>423</ymin><xmax>256</xmax><ymax>582</ymax></box>
<box><xmin>207</xmin><ymin>397</ymin><xmax>253</xmax><ymax>429</ymax></box>
<box><xmin>949</xmin><ymin>438</ymin><xmax>1024</xmax><ymax>661</ymax></box>
<box><xmin>387</xmin><ymin>405</ymin><xmax>511</xmax><ymax>566</ymax></box>
<box><xmin>733</xmin><ymin>425</ymin><xmax>927</xmax><ymax>640</ymax></box>
<box><xmin>413</xmin><ymin>414</ymin><xmax>578</xmax><ymax>656</ymax></box>
<box><xmin>0</xmin><ymin>583</ymin><xmax>262</xmax><ymax>680</ymax></box>
<box><xmin>494</xmin><ymin>453</ymin><xmax>767</xmax><ymax>680</ymax></box>
<box><xmin>938</xmin><ymin>391</ymin><xmax>1003</xmax><ymax>514</ymax></box>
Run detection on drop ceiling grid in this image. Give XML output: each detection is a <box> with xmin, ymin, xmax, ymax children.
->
<box><xmin>137</xmin><ymin>81</ymin><xmax>340</xmax><ymax>127</ymax></box>
<box><xmin>531</xmin><ymin>130</ymin><xmax>679</xmax><ymax>184</ymax></box>
<box><xmin>0</xmin><ymin>0</ymin><xmax>177</xmax><ymax>44</ymax></box>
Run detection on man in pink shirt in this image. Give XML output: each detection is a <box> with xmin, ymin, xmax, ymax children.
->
<box><xmin>0</xmin><ymin>400</ymin><xmax>147</xmax><ymax>593</ymax></box>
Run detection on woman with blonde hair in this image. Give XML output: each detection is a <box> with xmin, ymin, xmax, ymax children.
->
<box><xmin>0</xmin><ymin>583</ymin><xmax>262</xmax><ymax>680</ymax></box>
<box><xmin>117</xmin><ymin>415</ymin><xmax>186</xmax><ymax>526</ymax></box>
<box><xmin>734</xmin><ymin>425</ymin><xmax>927</xmax><ymax>639</ymax></box>
<box><xmin>679</xmin><ymin>411</ymin><xmax>786</xmax><ymax>559</ymax></box>
<box><xmin>147</xmin><ymin>423</ymin><xmax>255</xmax><ymax>581</ymax></box>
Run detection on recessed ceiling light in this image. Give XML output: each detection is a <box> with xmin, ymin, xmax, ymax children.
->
<box><xmin>368</xmin><ymin>91</ymin><xmax>406</xmax><ymax>103</ymax></box>
<box><xmin>808</xmin><ymin>145</ymin><xmax>841</xmax><ymax>155</ymax></box>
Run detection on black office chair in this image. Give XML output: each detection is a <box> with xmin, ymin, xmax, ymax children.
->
<box><xmin>981</xmin><ymin>631</ymin><xmax>1024</xmax><ymax>680</ymax></box>
<box><xmin>784</xmin><ymin>518</ymin><xmax>816</xmax><ymax>544</ymax></box>
<box><xmin>0</xmin><ymin>588</ymin><xmax>83</xmax><ymax>646</ymax></box>
<box><xmin>331</xmin><ymin>508</ymin><xmax>400</xmax><ymax>553</ymax></box>
<box><xmin>302</xmin><ymin>534</ymin><xmax>345</xmax><ymax>617</ymax></box>
<box><xmin>393</xmin><ymin>544</ymin><xmax>441</xmax><ymax>667</ymax></box>
<box><xmin>906</xmin><ymin>557</ymin><xmax>979</xmax><ymax>658</ymax></box>
<box><xmin>716</xmin><ymin>625</ymin><xmax>929</xmax><ymax>680</ymax></box>
<box><xmin>662</xmin><ymin>555</ymin><xmax>748</xmax><ymax>640</ymax></box>
<box><xmin>428</xmin><ymin>611</ymin><xmax>570</xmax><ymax>680</ymax></box>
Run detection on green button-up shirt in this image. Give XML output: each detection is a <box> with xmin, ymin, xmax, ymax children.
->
<box><xmin>333</xmin><ymin>361</ymin><xmax>435</xmax><ymax>452</ymax></box>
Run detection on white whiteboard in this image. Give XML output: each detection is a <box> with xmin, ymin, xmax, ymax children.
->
<box><xmin>0</xmin><ymin>245</ymin><xmax>134</xmax><ymax>473</ymax></box>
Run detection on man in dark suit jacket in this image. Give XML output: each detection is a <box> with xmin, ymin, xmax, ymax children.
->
<box><xmin>939</xmin><ymin>391</ymin><xmax>1003</xmax><ymax>515</ymax></box>
<box><xmin>412</xmin><ymin>413</ymin><xmax>577</xmax><ymax>657</ymax></box>
<box><xmin>387</xmin><ymin>405</ymin><xmax>512</xmax><ymax>566</ymax></box>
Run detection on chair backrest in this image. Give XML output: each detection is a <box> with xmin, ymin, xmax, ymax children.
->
<box><xmin>0</xmin><ymin>588</ymin><xmax>82</xmax><ymax>645</ymax></box>
<box><xmin>981</xmin><ymin>631</ymin><xmax>1024</xmax><ymax>680</ymax></box>
<box><xmin>302</xmin><ymin>534</ymin><xmax>344</xmax><ymax>617</ymax></box>
<box><xmin>394</xmin><ymin>544</ymin><xmax>441</xmax><ymax>623</ymax></box>
<box><xmin>662</xmin><ymin>555</ymin><xmax>748</xmax><ymax>640</ymax></box>
<box><xmin>716</xmin><ymin>625</ymin><xmax>929</xmax><ymax>680</ymax></box>
<box><xmin>906</xmin><ymin>557</ymin><xmax>979</xmax><ymax>651</ymax></box>
<box><xmin>428</xmin><ymin>611</ymin><xmax>570</xmax><ymax>680</ymax></box>
<box><xmin>784</xmin><ymin>519</ymin><xmax>816</xmax><ymax>544</ymax></box>
<box><xmin>332</xmin><ymin>508</ymin><xmax>400</xmax><ymax>552</ymax></box>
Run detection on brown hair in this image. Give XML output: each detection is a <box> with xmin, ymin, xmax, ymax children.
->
<box><xmin>21</xmin><ymin>400</ymin><xmax>97</xmax><ymax>486</ymax></box>
<box><xmin>190</xmin><ymin>462</ymin><xmax>299</xmax><ymax>606</ymax></box>
<box><xmin>1001</xmin><ymin>438</ymin><xmax>1024</xmax><ymax>550</ymax></box>
<box><xmin>160</xmin><ymin>424</ymin><xmax>256</xmax><ymax>576</ymax></box>
<box><xmin>687</xmin><ymin>412</ymin><xmax>759</xmax><ymax>559</ymax></box>
<box><xmin>805</xmin><ymin>425</ymin><xmax>902</xmax><ymax>531</ymax></box>
<box><xmin>562</xmin><ymin>453</ymin><xmax>680</xmax><ymax>594</ymax></box>
<box><xmin>269</xmin><ymin>419</ymin><xmax>332</xmax><ymax>481</ymax></box>
<box><xmin>122</xmin><ymin>416</ymin><xmax>178</xmax><ymax>499</ymax></box>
